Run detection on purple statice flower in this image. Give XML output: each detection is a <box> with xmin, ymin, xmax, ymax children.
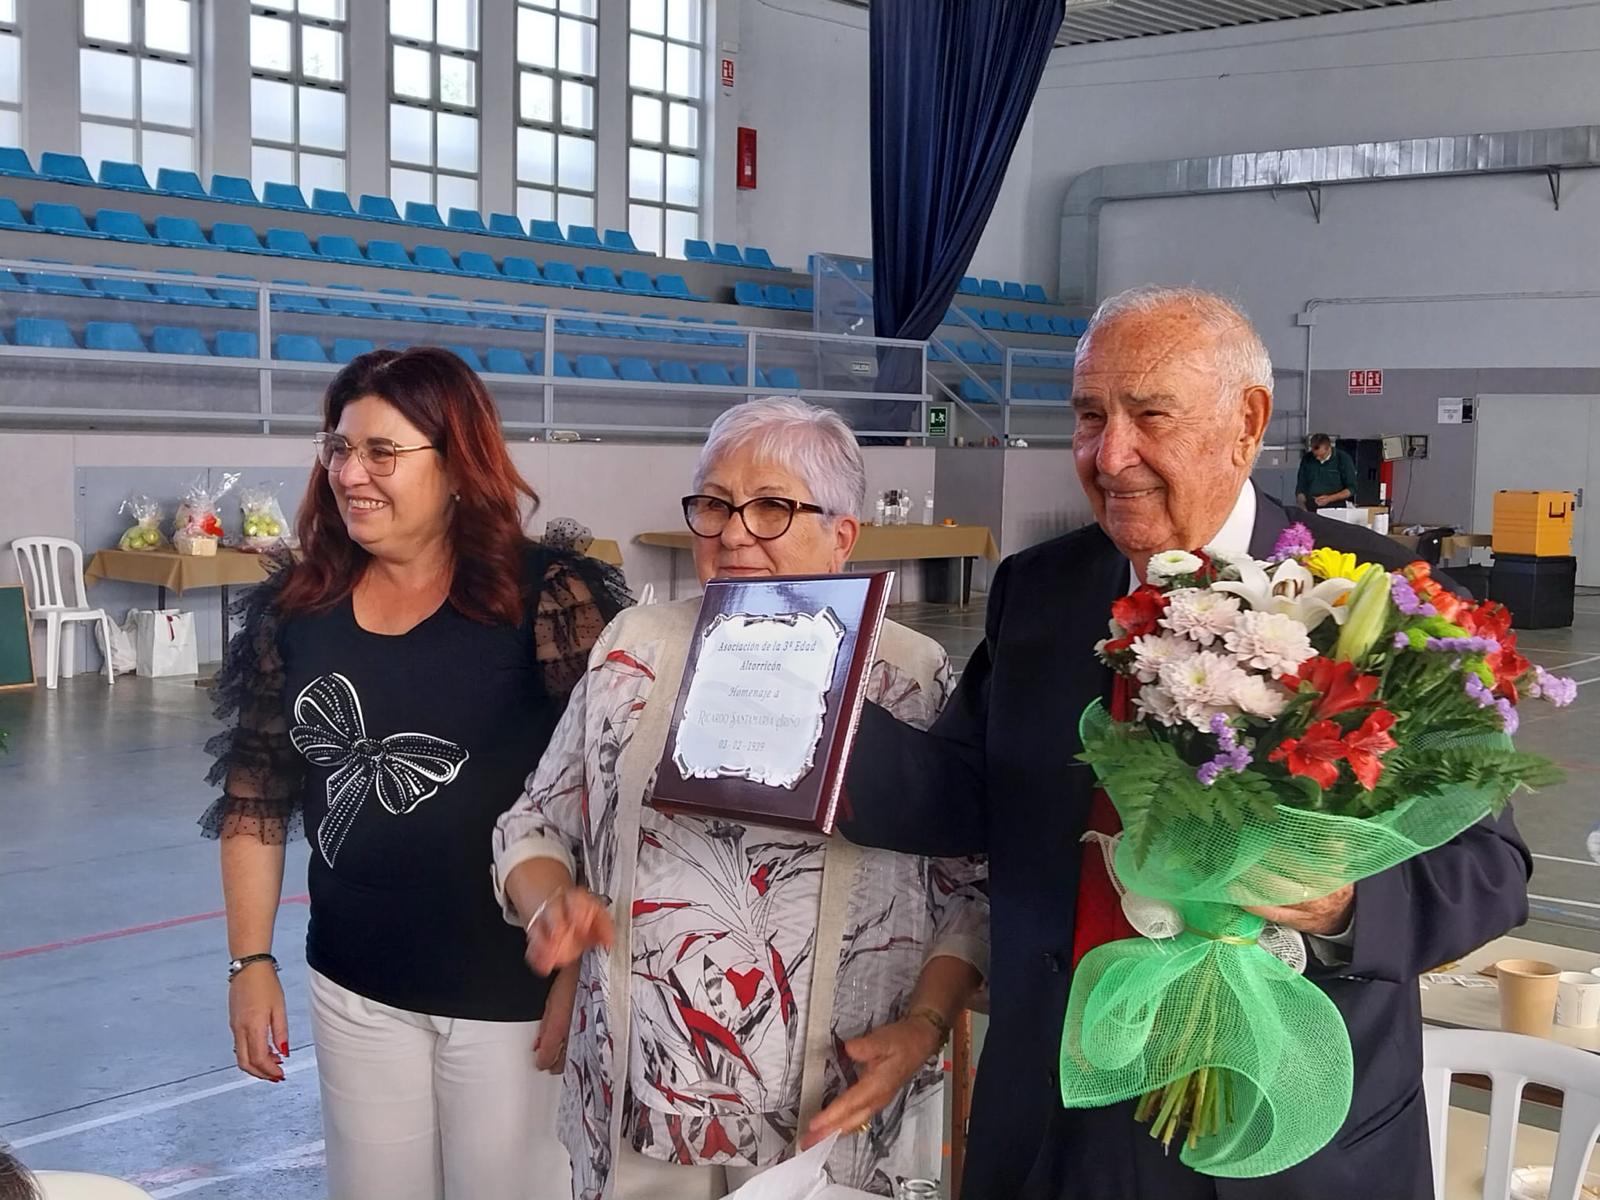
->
<box><xmin>1197</xmin><ymin>714</ymin><xmax>1254</xmax><ymax>786</ymax></box>
<box><xmin>1426</xmin><ymin>636</ymin><xmax>1501</xmax><ymax>656</ymax></box>
<box><xmin>1272</xmin><ymin>523</ymin><xmax>1315</xmax><ymax>561</ymax></box>
<box><xmin>1390</xmin><ymin>574</ymin><xmax>1437</xmax><ymax>618</ymax></box>
<box><xmin>1464</xmin><ymin>674</ymin><xmax>1495</xmax><ymax>708</ymax></box>
<box><xmin>1393</xmin><ymin>631</ymin><xmax>1413</xmax><ymax>651</ymax></box>
<box><xmin>1529</xmin><ymin>665</ymin><xmax>1579</xmax><ymax>708</ymax></box>
<box><xmin>1465</xmin><ymin>674</ymin><xmax>1520</xmax><ymax>733</ymax></box>
<box><xmin>1495</xmin><ymin>697</ymin><xmax>1520</xmax><ymax>735</ymax></box>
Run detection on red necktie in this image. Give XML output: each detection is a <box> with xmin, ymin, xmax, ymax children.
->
<box><xmin>1071</xmin><ymin>673</ymin><xmax>1138</xmax><ymax>967</ymax></box>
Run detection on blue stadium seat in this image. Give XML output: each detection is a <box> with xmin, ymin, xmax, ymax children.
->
<box><xmin>766</xmin><ymin>367</ymin><xmax>801</xmax><ymax>391</ymax></box>
<box><xmin>0</xmin><ymin>146</ymin><xmax>35</xmax><ymax>176</ymax></box>
<box><xmin>531</xmin><ymin>351</ymin><xmax>575</xmax><ymax>377</ymax></box>
<box><xmin>710</xmin><ymin>319</ymin><xmax>745</xmax><ymax>346</ymax></box>
<box><xmin>485</xmin><ymin>347</ymin><xmax>531</xmax><ymax>375</ymax></box>
<box><xmin>211</xmin><ymin>274</ymin><xmax>261</xmax><ymax>308</ymax></box>
<box><xmin>582</xmin><ymin>265</ymin><xmax>622</xmax><ymax>291</ymax></box>
<box><xmin>957</xmin><ymin>276</ymin><xmax>980</xmax><ymax>295</ymax></box>
<box><xmin>405</xmin><ymin>202</ymin><xmax>446</xmax><ymax>227</ymax></box>
<box><xmin>503</xmin><ymin>256</ymin><xmax>544</xmax><ymax>283</ymax></box>
<box><xmin>274</xmin><ymin>334</ymin><xmax>327</xmax><ymax>362</ymax></box>
<box><xmin>86</xmin><ymin>321</ymin><xmax>147</xmax><ymax>352</ymax></box>
<box><xmin>40</xmin><ymin>153</ymin><xmax>94</xmax><ymax>184</ymax></box>
<box><xmin>210</xmin><ymin>175</ymin><xmax>260</xmax><ymax>204</ymax></box>
<box><xmin>489</xmin><ymin>213</ymin><xmax>525</xmax><ymax>237</ymax></box>
<box><xmin>617</xmin><ymin>357</ymin><xmax>657</xmax><ymax>383</ymax></box>
<box><xmin>155</xmin><ymin>168</ymin><xmax>206</xmax><ymax>197</ymax></box>
<box><xmin>317</xmin><ymin>234</ymin><xmax>366</xmax><ymax>263</ymax></box>
<box><xmin>422</xmin><ymin>298</ymin><xmax>473</xmax><ymax>325</ymax></box>
<box><xmin>1049</xmin><ymin>315</ymin><xmax>1074</xmax><ymax>337</ymax></box>
<box><xmin>0</xmin><ymin>269</ymin><xmax>23</xmax><ymax>292</ymax></box>
<box><xmin>332</xmin><ymin>337</ymin><xmax>377</xmax><ymax>363</ymax></box>
<box><xmin>152</xmin><ymin>270</ymin><xmax>225</xmax><ymax>306</ymax></box>
<box><xmin>528</xmin><ymin>219</ymin><xmax>565</xmax><ymax>243</ymax></box>
<box><xmin>0</xmin><ymin>198</ymin><xmax>28</xmax><ymax>229</ymax></box>
<box><xmin>215</xmin><ymin>330</ymin><xmax>260</xmax><ymax>358</ymax></box>
<box><xmin>515</xmin><ymin>301</ymin><xmax>549</xmax><ymax>327</ymax></box>
<box><xmin>22</xmin><ymin>265</ymin><xmax>96</xmax><ymax>296</ymax></box>
<box><xmin>793</xmin><ymin>287</ymin><xmax>814</xmax><ymax>309</ymax></box>
<box><xmin>955</xmin><ymin>340</ymin><xmax>985</xmax><ymax>364</ymax></box>
<box><xmin>367</xmin><ymin>240</ymin><xmax>416</xmax><ymax>269</ymax></box>
<box><xmin>566</xmin><ymin>225</ymin><xmax>603</xmax><ymax>250</ymax></box>
<box><xmin>359</xmin><ymin>194</ymin><xmax>403</xmax><ymax>221</ymax></box>
<box><xmin>1004</xmin><ymin>312</ymin><xmax>1030</xmax><ymax>333</ymax></box>
<box><xmin>468</xmin><ymin>302</ymin><xmax>521</xmax><ymax>330</ymax></box>
<box><xmin>413</xmin><ymin>244</ymin><xmax>461</xmax><ymax>273</ymax></box>
<box><xmin>323</xmin><ymin>284</ymin><xmax>379</xmax><ymax>316</ymax></box>
<box><xmin>764</xmin><ymin>285</ymin><xmax>799</xmax><ymax>309</ymax></box>
<box><xmin>960</xmin><ymin>378</ymin><xmax>998</xmax><ymax>404</ymax></box>
<box><xmin>270</xmin><ymin>280</ymin><xmax>325</xmax><ymax>314</ymax></box>
<box><xmin>1024</xmin><ymin>284</ymin><xmax>1049</xmax><ymax>304</ymax></box>
<box><xmin>312</xmin><ymin>188</ymin><xmax>357</xmax><ymax>216</ymax></box>
<box><xmin>636</xmin><ymin>314</ymin><xmax>678</xmax><ymax>341</ymax></box>
<box><xmin>154</xmin><ymin>215</ymin><xmax>210</xmax><ymax>247</ymax></box>
<box><xmin>575</xmin><ymin>354</ymin><xmax>617</xmax><ymax>380</ymax></box>
<box><xmin>375</xmin><ymin>289</ymin><xmax>428</xmax><ymax>320</ymax></box>
<box><xmin>684</xmin><ymin>239</ymin><xmax>714</xmax><ymax>262</ymax></box>
<box><xmin>603</xmin><ymin>229</ymin><xmax>640</xmax><ymax>254</ymax></box>
<box><xmin>1002</xmin><ymin>281</ymin><xmax>1026</xmax><ymax>302</ymax></box>
<box><xmin>15</xmin><ymin>318</ymin><xmax>78</xmax><ymax>348</ymax></box>
<box><xmin>151</xmin><ymin>326</ymin><xmax>211</xmax><ymax>356</ymax></box>
<box><xmin>743</xmin><ymin>246</ymin><xmax>779</xmax><ymax>270</ymax></box>
<box><xmin>597</xmin><ymin>314</ymin><xmax>639</xmax><ymax>338</ymax></box>
<box><xmin>712</xmin><ymin>242</ymin><xmax>743</xmax><ymax>265</ymax></box>
<box><xmin>1070</xmin><ymin>317</ymin><xmax>1089</xmax><ymax>336</ymax></box>
<box><xmin>214</xmin><ymin>222</ymin><xmax>269</xmax><ymax>253</ymax></box>
<box><xmin>554</xmin><ymin>311</ymin><xmax>602</xmax><ymax>336</ymax></box>
<box><xmin>92</xmin><ymin>270</ymin><xmax>160</xmax><ymax>303</ymax></box>
<box><xmin>444</xmin><ymin>344</ymin><xmax>484</xmax><ymax>370</ymax></box>
<box><xmin>695</xmin><ymin>362</ymin><xmax>735</xmax><ymax>386</ymax></box>
<box><xmin>655</xmin><ymin>274</ymin><xmax>703</xmax><ymax>301</ymax></box>
<box><xmin>734</xmin><ymin>281</ymin><xmax>766</xmax><ymax>307</ymax></box>
<box><xmin>619</xmin><ymin>270</ymin><xmax>658</xmax><ymax>295</ymax></box>
<box><xmin>979</xmin><ymin>310</ymin><xmax>1007</xmax><ymax>331</ymax></box>
<box><xmin>33</xmin><ymin>202</ymin><xmax>102</xmax><ymax>238</ymax></box>
<box><xmin>447</xmin><ymin>208</ymin><xmax>487</xmax><ymax>233</ymax></box>
<box><xmin>542</xmin><ymin>261</ymin><xmax>582</xmax><ymax>287</ymax></box>
<box><xmin>658</xmin><ymin>360</ymin><xmax>694</xmax><ymax>384</ymax></box>
<box><xmin>978</xmin><ymin>279</ymin><xmax>1004</xmax><ymax>299</ymax></box>
<box><xmin>263</xmin><ymin>182</ymin><xmax>310</xmax><ymax>209</ymax></box>
<box><xmin>672</xmin><ymin>317</ymin><xmax>712</xmax><ymax>345</ymax></box>
<box><xmin>458</xmin><ymin>250</ymin><xmax>501</xmax><ymax>277</ymax></box>
<box><xmin>927</xmin><ymin>342</ymin><xmax>949</xmax><ymax>363</ymax></box>
<box><xmin>265</xmin><ymin>227</ymin><xmax>317</xmax><ymax>257</ymax></box>
<box><xmin>99</xmin><ymin>160</ymin><xmax>152</xmax><ymax>190</ymax></box>
<box><xmin>1026</xmin><ymin>314</ymin><xmax>1053</xmax><ymax>335</ymax></box>
<box><xmin>94</xmin><ymin>209</ymin><xmax>153</xmax><ymax>242</ymax></box>
<box><xmin>1013</xmin><ymin>381</ymin><xmax>1040</xmax><ymax>401</ymax></box>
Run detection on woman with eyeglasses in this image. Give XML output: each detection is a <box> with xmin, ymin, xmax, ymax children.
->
<box><xmin>203</xmin><ymin>347</ymin><xmax>629</xmax><ymax>1200</ymax></box>
<box><xmin>491</xmin><ymin>398</ymin><xmax>988</xmax><ymax>1199</ymax></box>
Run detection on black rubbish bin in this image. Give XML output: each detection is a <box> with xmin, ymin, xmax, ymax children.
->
<box><xmin>920</xmin><ymin>557</ymin><xmax>970</xmax><ymax>605</ymax></box>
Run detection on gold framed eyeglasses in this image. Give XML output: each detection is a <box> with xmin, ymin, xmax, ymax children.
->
<box><xmin>313</xmin><ymin>433</ymin><xmax>439</xmax><ymax>477</ymax></box>
<box><xmin>682</xmin><ymin>494</ymin><xmax>829</xmax><ymax>540</ymax></box>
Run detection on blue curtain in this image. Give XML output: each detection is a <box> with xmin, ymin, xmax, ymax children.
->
<box><xmin>870</xmin><ymin>0</ymin><xmax>1062</xmax><ymax>349</ymax></box>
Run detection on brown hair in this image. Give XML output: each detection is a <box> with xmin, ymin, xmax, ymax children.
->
<box><xmin>278</xmin><ymin>347</ymin><xmax>538</xmax><ymax>626</ymax></box>
<box><xmin>1308</xmin><ymin>433</ymin><xmax>1333</xmax><ymax>450</ymax></box>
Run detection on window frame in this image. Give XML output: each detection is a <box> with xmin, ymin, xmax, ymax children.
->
<box><xmin>626</xmin><ymin>0</ymin><xmax>706</xmax><ymax>258</ymax></box>
<box><xmin>249</xmin><ymin>0</ymin><xmax>351</xmax><ymax>193</ymax></box>
<box><xmin>513</xmin><ymin>0</ymin><xmax>598</xmax><ymax>232</ymax></box>
<box><xmin>387</xmin><ymin>0</ymin><xmax>483</xmax><ymax>214</ymax></box>
<box><xmin>0</xmin><ymin>3</ymin><xmax>19</xmax><ymax>147</ymax></box>
<box><xmin>78</xmin><ymin>0</ymin><xmax>201</xmax><ymax>175</ymax></box>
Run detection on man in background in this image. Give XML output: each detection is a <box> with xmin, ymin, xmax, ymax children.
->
<box><xmin>1296</xmin><ymin>432</ymin><xmax>1359</xmax><ymax>510</ymax></box>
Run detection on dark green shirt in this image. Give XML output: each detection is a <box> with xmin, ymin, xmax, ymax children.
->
<box><xmin>1297</xmin><ymin>448</ymin><xmax>1358</xmax><ymax>506</ymax></box>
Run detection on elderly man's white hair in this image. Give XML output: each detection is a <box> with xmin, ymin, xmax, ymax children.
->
<box><xmin>693</xmin><ymin>397</ymin><xmax>867</xmax><ymax>520</ymax></box>
<box><xmin>1080</xmin><ymin>285</ymin><xmax>1275</xmax><ymax>402</ymax></box>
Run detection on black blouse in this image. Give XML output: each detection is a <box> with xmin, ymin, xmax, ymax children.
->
<box><xmin>203</xmin><ymin>546</ymin><xmax>629</xmax><ymax>1021</ymax></box>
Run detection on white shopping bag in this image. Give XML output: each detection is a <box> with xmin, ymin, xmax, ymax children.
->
<box><xmin>132</xmin><ymin>609</ymin><xmax>199</xmax><ymax>678</ymax></box>
<box><xmin>107</xmin><ymin>612</ymin><xmax>139</xmax><ymax>675</ymax></box>
<box><xmin>723</xmin><ymin>1135</ymin><xmax>840</xmax><ymax>1200</ymax></box>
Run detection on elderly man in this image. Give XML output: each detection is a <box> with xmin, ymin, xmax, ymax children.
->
<box><xmin>839</xmin><ymin>286</ymin><xmax>1530</xmax><ymax>1199</ymax></box>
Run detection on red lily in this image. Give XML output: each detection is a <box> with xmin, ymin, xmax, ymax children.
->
<box><xmin>1458</xmin><ymin>601</ymin><xmax>1530</xmax><ymax>699</ymax></box>
<box><xmin>1111</xmin><ymin>585</ymin><xmax>1168</xmax><ymax>639</ymax></box>
<box><xmin>1281</xmin><ymin>656</ymin><xmax>1381</xmax><ymax>719</ymax></box>
<box><xmin>1404</xmin><ymin>562</ymin><xmax>1465</xmax><ymax>624</ymax></box>
<box><xmin>1268</xmin><ymin>719</ymin><xmax>1346</xmax><ymax>790</ymax></box>
<box><xmin>1341</xmin><ymin>710</ymin><xmax>1398</xmax><ymax>790</ymax></box>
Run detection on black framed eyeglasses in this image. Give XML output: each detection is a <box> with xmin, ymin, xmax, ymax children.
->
<box><xmin>314</xmin><ymin>433</ymin><xmax>438</xmax><ymax>477</ymax></box>
<box><xmin>682</xmin><ymin>494</ymin><xmax>829</xmax><ymax>541</ymax></box>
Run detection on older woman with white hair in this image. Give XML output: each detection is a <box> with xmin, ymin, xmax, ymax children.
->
<box><xmin>492</xmin><ymin>398</ymin><xmax>988</xmax><ymax>1199</ymax></box>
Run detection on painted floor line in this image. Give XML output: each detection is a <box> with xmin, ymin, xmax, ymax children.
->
<box><xmin>0</xmin><ymin>895</ymin><xmax>310</xmax><ymax>961</ymax></box>
<box><xmin>147</xmin><ymin>1139</ymin><xmax>327</xmax><ymax>1199</ymax></box>
<box><xmin>1532</xmin><ymin>853</ymin><xmax>1600</xmax><ymax>869</ymax></box>
<box><xmin>10</xmin><ymin>1055</ymin><xmax>317</xmax><ymax>1148</ymax></box>
<box><xmin>1529</xmin><ymin>892</ymin><xmax>1600</xmax><ymax>912</ymax></box>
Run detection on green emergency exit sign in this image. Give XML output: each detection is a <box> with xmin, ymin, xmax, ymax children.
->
<box><xmin>928</xmin><ymin>405</ymin><xmax>949</xmax><ymax>438</ymax></box>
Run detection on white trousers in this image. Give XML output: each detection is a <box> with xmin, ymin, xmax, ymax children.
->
<box><xmin>308</xmin><ymin>969</ymin><xmax>571</xmax><ymax>1200</ymax></box>
<box><xmin>611</xmin><ymin>1147</ymin><xmax>764</xmax><ymax>1200</ymax></box>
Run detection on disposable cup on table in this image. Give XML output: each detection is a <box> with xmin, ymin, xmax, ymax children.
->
<box><xmin>1495</xmin><ymin>958</ymin><xmax>1560</xmax><ymax>1036</ymax></box>
<box><xmin>1554</xmin><ymin>970</ymin><xmax>1600</xmax><ymax>1028</ymax></box>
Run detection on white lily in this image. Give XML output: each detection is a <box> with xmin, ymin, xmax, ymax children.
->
<box><xmin>1212</xmin><ymin>557</ymin><xmax>1355</xmax><ymax>630</ymax></box>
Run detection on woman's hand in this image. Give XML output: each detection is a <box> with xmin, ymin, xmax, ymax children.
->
<box><xmin>534</xmin><ymin>966</ymin><xmax>580</xmax><ymax>1074</ymax></box>
<box><xmin>801</xmin><ymin>1014</ymin><xmax>946</xmax><ymax>1148</ymax></box>
<box><xmin>229</xmin><ymin>962</ymin><xmax>288</xmax><ymax>1082</ymax></box>
<box><xmin>524</xmin><ymin>885</ymin><xmax>615</xmax><ymax>975</ymax></box>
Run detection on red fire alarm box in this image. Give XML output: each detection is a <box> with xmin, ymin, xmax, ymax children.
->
<box><xmin>737</xmin><ymin>127</ymin><xmax>757</xmax><ymax>190</ymax></box>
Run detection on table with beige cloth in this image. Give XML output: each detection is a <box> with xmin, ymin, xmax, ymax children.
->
<box><xmin>1422</xmin><ymin>933</ymin><xmax>1600</xmax><ymax>1054</ymax></box>
<box><xmin>635</xmin><ymin>523</ymin><xmax>1000</xmax><ymax>601</ymax></box>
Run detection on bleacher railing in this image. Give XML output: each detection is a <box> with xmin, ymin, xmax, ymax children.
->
<box><xmin>0</xmin><ymin>260</ymin><xmax>931</xmax><ymax>441</ymax></box>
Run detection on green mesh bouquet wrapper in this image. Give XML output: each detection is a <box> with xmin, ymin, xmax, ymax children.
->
<box><xmin>1058</xmin><ymin>536</ymin><xmax>1569</xmax><ymax>1178</ymax></box>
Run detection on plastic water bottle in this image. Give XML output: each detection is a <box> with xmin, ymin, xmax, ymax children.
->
<box><xmin>875</xmin><ymin>495</ymin><xmax>887</xmax><ymax>526</ymax></box>
<box><xmin>899</xmin><ymin>485</ymin><xmax>911</xmax><ymax>524</ymax></box>
<box><xmin>921</xmin><ymin>489</ymin><xmax>935</xmax><ymax>525</ymax></box>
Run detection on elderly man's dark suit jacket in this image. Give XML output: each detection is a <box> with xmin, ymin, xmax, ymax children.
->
<box><xmin>842</xmin><ymin>492</ymin><xmax>1531</xmax><ymax>1200</ymax></box>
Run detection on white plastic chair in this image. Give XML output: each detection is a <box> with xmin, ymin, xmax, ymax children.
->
<box><xmin>1423</xmin><ymin>1026</ymin><xmax>1600</xmax><ymax>1200</ymax></box>
<box><xmin>10</xmin><ymin>537</ymin><xmax>115</xmax><ymax>690</ymax></box>
<box><xmin>34</xmin><ymin>1171</ymin><xmax>155</xmax><ymax>1198</ymax></box>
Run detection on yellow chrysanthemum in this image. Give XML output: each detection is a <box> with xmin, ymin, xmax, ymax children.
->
<box><xmin>1305</xmin><ymin>547</ymin><xmax>1381</xmax><ymax>584</ymax></box>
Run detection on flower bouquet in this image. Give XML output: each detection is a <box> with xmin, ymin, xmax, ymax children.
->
<box><xmin>1058</xmin><ymin>527</ymin><xmax>1572</xmax><ymax>1178</ymax></box>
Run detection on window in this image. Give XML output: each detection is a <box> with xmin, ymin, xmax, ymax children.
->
<box><xmin>388</xmin><ymin>0</ymin><xmax>480</xmax><ymax>215</ymax></box>
<box><xmin>250</xmin><ymin>1</ymin><xmax>349</xmax><ymax>195</ymax></box>
<box><xmin>627</xmin><ymin>0</ymin><xmax>703</xmax><ymax>257</ymax></box>
<box><xmin>515</xmin><ymin>0</ymin><xmax>597</xmax><ymax>231</ymax></box>
<box><xmin>0</xmin><ymin>2</ymin><xmax>18</xmax><ymax>148</ymax></box>
<box><xmin>80</xmin><ymin>0</ymin><xmax>198</xmax><ymax>177</ymax></box>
